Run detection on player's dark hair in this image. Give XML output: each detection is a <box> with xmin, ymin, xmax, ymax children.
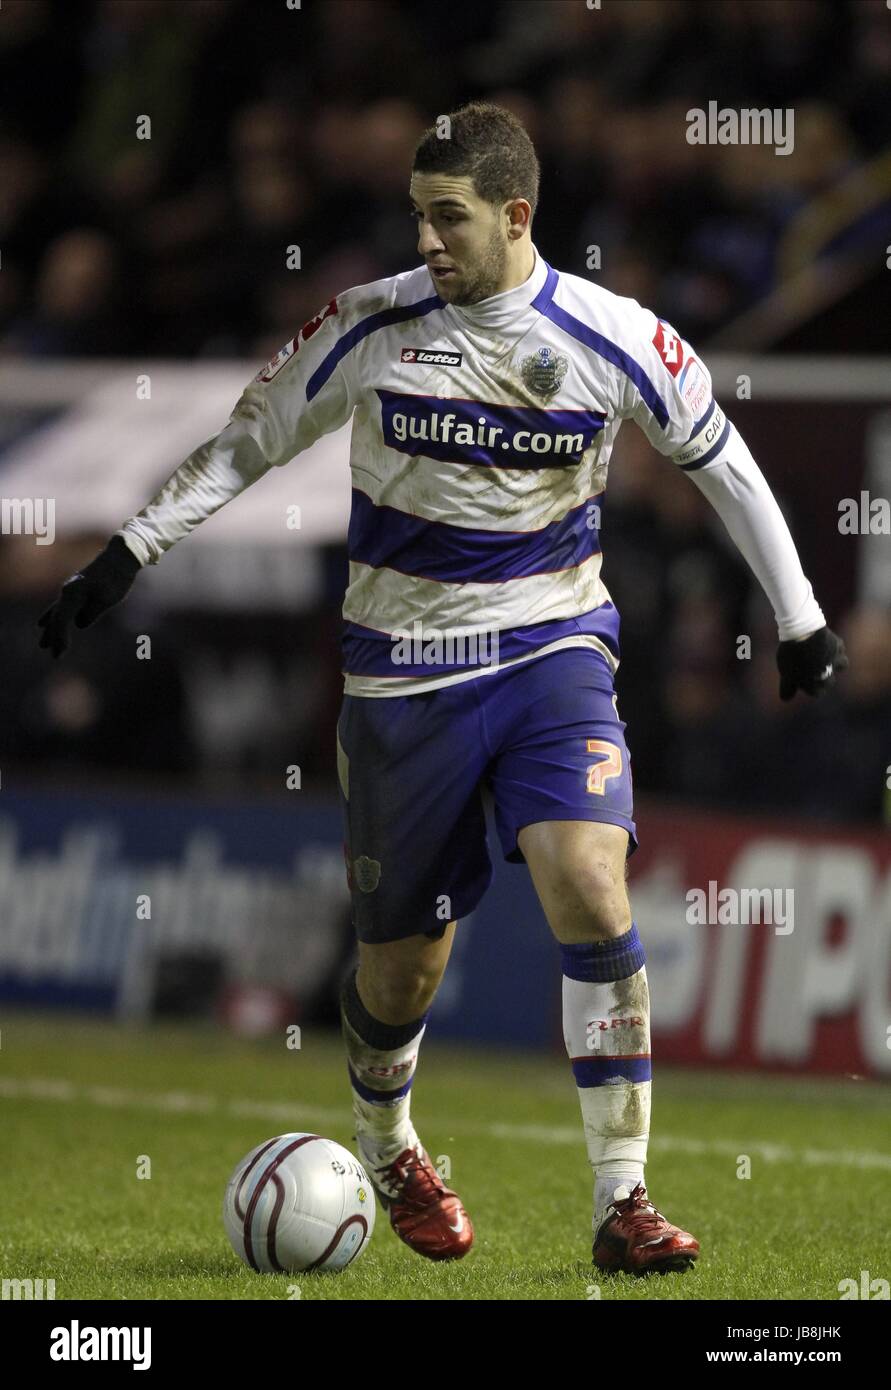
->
<box><xmin>412</xmin><ymin>102</ymin><xmax>540</xmax><ymax>216</ymax></box>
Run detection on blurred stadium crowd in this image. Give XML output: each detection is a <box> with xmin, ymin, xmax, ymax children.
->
<box><xmin>4</xmin><ymin>0</ymin><xmax>891</xmax><ymax>358</ymax></box>
<box><xmin>1</xmin><ymin>0</ymin><xmax>890</xmax><ymax>825</ymax></box>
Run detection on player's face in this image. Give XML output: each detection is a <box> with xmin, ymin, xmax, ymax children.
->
<box><xmin>409</xmin><ymin>173</ymin><xmax>510</xmax><ymax>306</ymax></box>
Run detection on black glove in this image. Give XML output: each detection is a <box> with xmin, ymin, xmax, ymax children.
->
<box><xmin>37</xmin><ymin>535</ymin><xmax>142</xmax><ymax>658</ymax></box>
<box><xmin>776</xmin><ymin>625</ymin><xmax>848</xmax><ymax>701</ymax></box>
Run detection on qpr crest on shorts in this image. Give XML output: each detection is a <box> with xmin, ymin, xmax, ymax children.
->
<box><xmin>352</xmin><ymin>854</ymin><xmax>382</xmax><ymax>893</ymax></box>
<box><xmin>519</xmin><ymin>346</ymin><xmax>568</xmax><ymax>400</ymax></box>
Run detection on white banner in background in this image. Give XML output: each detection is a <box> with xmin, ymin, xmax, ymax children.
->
<box><xmin>0</xmin><ymin>362</ymin><xmax>352</xmax><ymax>545</ymax></box>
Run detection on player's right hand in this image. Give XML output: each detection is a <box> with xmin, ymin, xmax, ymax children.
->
<box><xmin>37</xmin><ymin>535</ymin><xmax>142</xmax><ymax>658</ymax></box>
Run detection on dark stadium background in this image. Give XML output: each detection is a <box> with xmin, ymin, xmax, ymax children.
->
<box><xmin>0</xmin><ymin>0</ymin><xmax>889</xmax><ymax>1061</ymax></box>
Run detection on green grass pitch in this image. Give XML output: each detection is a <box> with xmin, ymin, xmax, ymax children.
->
<box><xmin>1</xmin><ymin>1011</ymin><xmax>888</xmax><ymax>1301</ymax></box>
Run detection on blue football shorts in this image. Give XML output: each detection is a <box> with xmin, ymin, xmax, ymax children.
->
<box><xmin>336</xmin><ymin>647</ymin><xmax>637</xmax><ymax>944</ymax></box>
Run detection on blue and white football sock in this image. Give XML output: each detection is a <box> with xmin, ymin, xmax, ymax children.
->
<box><xmin>340</xmin><ymin>968</ymin><xmax>427</xmax><ymax>1194</ymax></box>
<box><xmin>560</xmin><ymin>925</ymin><xmax>652</xmax><ymax>1235</ymax></box>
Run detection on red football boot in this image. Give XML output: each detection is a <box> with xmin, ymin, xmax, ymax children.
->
<box><xmin>593</xmin><ymin>1181</ymin><xmax>699</xmax><ymax>1275</ymax></box>
<box><xmin>370</xmin><ymin>1145</ymin><xmax>473</xmax><ymax>1261</ymax></box>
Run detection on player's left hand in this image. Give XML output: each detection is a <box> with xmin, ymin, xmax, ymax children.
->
<box><xmin>776</xmin><ymin>625</ymin><xmax>848</xmax><ymax>701</ymax></box>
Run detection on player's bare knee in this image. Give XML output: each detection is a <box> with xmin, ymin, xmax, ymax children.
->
<box><xmin>573</xmin><ymin>859</ymin><xmax>627</xmax><ymax>913</ymax></box>
<box><xmin>368</xmin><ymin>979</ymin><xmax>437</xmax><ymax>1024</ymax></box>
<box><xmin>582</xmin><ymin>895</ymin><xmax>632</xmax><ymax>942</ymax></box>
<box><xmin>358</xmin><ymin>961</ymin><xmax>441</xmax><ymax>1024</ymax></box>
<box><xmin>549</xmin><ymin>870</ymin><xmax>631</xmax><ymax>943</ymax></box>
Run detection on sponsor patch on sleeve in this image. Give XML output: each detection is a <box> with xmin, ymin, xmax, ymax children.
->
<box><xmin>678</xmin><ymin>356</ymin><xmax>710</xmax><ymax>419</ymax></box>
<box><xmin>255</xmin><ymin>339</ymin><xmax>297</xmax><ymax>383</ymax></box>
<box><xmin>253</xmin><ymin>297</ymin><xmax>339</xmax><ymax>383</ymax></box>
<box><xmin>652</xmin><ymin>319</ymin><xmax>684</xmax><ymax>377</ymax></box>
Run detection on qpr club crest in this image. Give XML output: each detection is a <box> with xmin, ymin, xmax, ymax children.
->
<box><xmin>519</xmin><ymin>345</ymin><xmax>568</xmax><ymax>400</ymax></box>
<box><xmin>352</xmin><ymin>854</ymin><xmax>382</xmax><ymax>894</ymax></box>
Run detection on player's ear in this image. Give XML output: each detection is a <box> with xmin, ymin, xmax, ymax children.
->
<box><xmin>505</xmin><ymin>198</ymin><xmax>532</xmax><ymax>238</ymax></box>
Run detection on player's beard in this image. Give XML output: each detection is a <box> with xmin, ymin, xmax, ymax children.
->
<box><xmin>449</xmin><ymin>226</ymin><xmax>509</xmax><ymax>306</ymax></box>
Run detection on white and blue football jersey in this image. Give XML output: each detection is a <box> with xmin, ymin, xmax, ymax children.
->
<box><xmin>120</xmin><ymin>244</ymin><xmax>823</xmax><ymax>695</ymax></box>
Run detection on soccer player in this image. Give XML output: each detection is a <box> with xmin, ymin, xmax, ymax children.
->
<box><xmin>39</xmin><ymin>102</ymin><xmax>848</xmax><ymax>1275</ymax></box>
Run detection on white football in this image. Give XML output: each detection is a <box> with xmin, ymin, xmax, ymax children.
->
<box><xmin>223</xmin><ymin>1133</ymin><xmax>375</xmax><ymax>1273</ymax></box>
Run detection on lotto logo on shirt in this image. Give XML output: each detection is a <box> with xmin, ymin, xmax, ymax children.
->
<box><xmin>652</xmin><ymin>320</ymin><xmax>684</xmax><ymax>377</ymax></box>
<box><xmin>400</xmin><ymin>347</ymin><xmax>463</xmax><ymax>366</ymax></box>
<box><xmin>377</xmin><ymin>390</ymin><xmax>606</xmax><ymax>470</ymax></box>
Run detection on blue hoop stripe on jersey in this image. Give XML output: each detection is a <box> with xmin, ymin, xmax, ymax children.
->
<box><xmin>342</xmin><ymin>603</ymin><xmax>622</xmax><ymax>678</ymax></box>
<box><xmin>570</xmin><ymin>1055</ymin><xmax>652</xmax><ymax>1087</ymax></box>
<box><xmin>306</xmin><ymin>294</ymin><xmax>444</xmax><ymax>402</ymax></box>
<box><xmin>532</xmin><ymin>274</ymin><xmax>671</xmax><ymax>430</ymax></box>
<box><xmin>677</xmin><ymin>416</ymin><xmax>731</xmax><ymax>471</ymax></box>
<box><xmin>347</xmin><ymin>487</ymin><xmax>603</xmax><ymax>584</ymax></box>
<box><xmin>347</xmin><ymin>1064</ymin><xmax>415</xmax><ymax>1105</ymax></box>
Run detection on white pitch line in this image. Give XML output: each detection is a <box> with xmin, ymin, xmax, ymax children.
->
<box><xmin>2</xmin><ymin>1074</ymin><xmax>890</xmax><ymax>1172</ymax></box>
